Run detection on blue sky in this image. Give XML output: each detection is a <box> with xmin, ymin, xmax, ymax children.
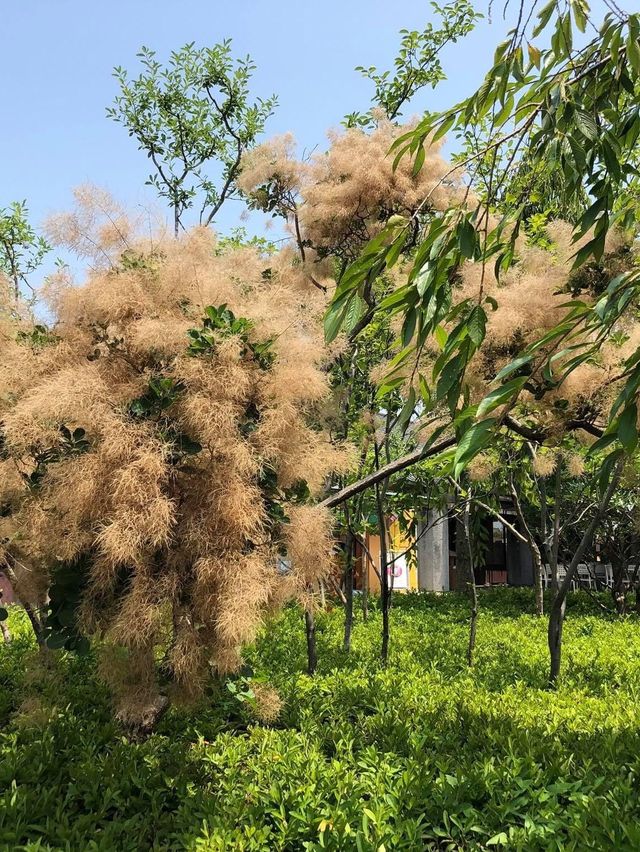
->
<box><xmin>0</xmin><ymin>0</ymin><xmax>521</xmax><ymax>237</ymax></box>
<box><xmin>2</xmin><ymin>0</ymin><xmax>609</xmax><ymax>245</ymax></box>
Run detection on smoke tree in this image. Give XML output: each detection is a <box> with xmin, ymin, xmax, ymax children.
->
<box><xmin>0</xmin><ymin>193</ymin><xmax>350</xmax><ymax>725</ymax></box>
<box><xmin>235</xmin><ymin>0</ymin><xmax>482</xmax><ymax>646</ymax></box>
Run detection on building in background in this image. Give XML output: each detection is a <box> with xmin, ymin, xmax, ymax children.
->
<box><xmin>355</xmin><ymin>502</ymin><xmax>534</xmax><ymax>594</ymax></box>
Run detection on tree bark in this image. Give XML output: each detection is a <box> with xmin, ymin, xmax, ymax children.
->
<box><xmin>611</xmin><ymin>558</ymin><xmax>627</xmax><ymax>615</ymax></box>
<box><xmin>173</xmin><ymin>202</ymin><xmax>180</xmax><ymax>239</ymax></box>
<box><xmin>320</xmin><ymin>437</ymin><xmax>456</xmax><ymax>509</ymax></box>
<box><xmin>550</xmin><ymin>467</ymin><xmax>562</xmax><ymax>592</ymax></box>
<box><xmin>362</xmin><ymin>542</ymin><xmax>369</xmax><ymax>622</ymax></box>
<box><xmin>455</xmin><ymin>514</ymin><xmax>470</xmax><ymax>591</ymax></box>
<box><xmin>462</xmin><ymin>498</ymin><xmax>478</xmax><ymax>667</ymax></box>
<box><xmin>510</xmin><ymin>475</ymin><xmax>544</xmax><ymax>616</ymax></box>
<box><xmin>343</xmin><ymin>530</ymin><xmax>354</xmax><ymax>653</ymax></box>
<box><xmin>2</xmin><ymin>562</ymin><xmax>46</xmax><ymax>646</ymax></box>
<box><xmin>319</xmin><ymin>580</ymin><xmax>326</xmax><ymax>610</ymax></box>
<box><xmin>321</xmin><ymin>419</ymin><xmax>603</xmax><ymax>511</ymax></box>
<box><xmin>374</xmin><ymin>445</ymin><xmax>390</xmax><ymax>664</ymax></box>
<box><xmin>305</xmin><ymin>607</ymin><xmax>317</xmax><ymax>675</ymax></box>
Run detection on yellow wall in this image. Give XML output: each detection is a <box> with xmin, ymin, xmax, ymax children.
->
<box><xmin>363</xmin><ymin>515</ymin><xmax>418</xmax><ymax>593</ymax></box>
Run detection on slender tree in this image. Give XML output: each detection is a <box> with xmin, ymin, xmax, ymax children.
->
<box><xmin>108</xmin><ymin>42</ymin><xmax>276</xmax><ymax>235</ymax></box>
<box><xmin>548</xmin><ymin>461</ymin><xmax>623</xmax><ymax>685</ymax></box>
<box><xmin>0</xmin><ymin>201</ymin><xmax>50</xmax><ymax>304</ymax></box>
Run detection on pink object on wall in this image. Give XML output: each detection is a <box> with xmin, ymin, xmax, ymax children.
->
<box><xmin>0</xmin><ymin>572</ymin><xmax>15</xmax><ymax>604</ymax></box>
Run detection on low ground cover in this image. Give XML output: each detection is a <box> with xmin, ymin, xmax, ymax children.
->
<box><xmin>1</xmin><ymin>590</ymin><xmax>640</xmax><ymax>850</ymax></box>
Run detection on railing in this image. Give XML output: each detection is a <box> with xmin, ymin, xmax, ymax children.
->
<box><xmin>542</xmin><ymin>563</ymin><xmax>635</xmax><ymax>590</ymax></box>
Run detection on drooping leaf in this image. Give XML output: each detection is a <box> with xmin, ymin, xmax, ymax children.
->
<box><xmin>453</xmin><ymin>418</ymin><xmax>497</xmax><ymax>478</ymax></box>
<box><xmin>476</xmin><ymin>376</ymin><xmax>529</xmax><ymax>418</ymax></box>
<box><xmin>617</xmin><ymin>403</ymin><xmax>638</xmax><ymax>452</ymax></box>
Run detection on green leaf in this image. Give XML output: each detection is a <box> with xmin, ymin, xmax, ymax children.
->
<box><xmin>453</xmin><ymin>418</ymin><xmax>497</xmax><ymax>477</ymax></box>
<box><xmin>434</xmin><ymin>324</ymin><xmax>448</xmax><ymax>349</ymax></box>
<box><xmin>579</xmin><ymin>195</ymin><xmax>608</xmax><ymax>233</ymax></box>
<box><xmin>435</xmin><ymin>352</ymin><xmax>466</xmax><ymax>401</ymax></box>
<box><xmin>432</xmin><ymin>112</ymin><xmax>456</xmax><ymax>143</ymax></box>
<box><xmin>379</xmin><ymin>284</ymin><xmax>414</xmax><ymax>312</ymax></box>
<box><xmin>397</xmin><ymin>387</ymin><xmax>417</xmax><ymax>435</ymax></box>
<box><xmin>571</xmin><ymin>232</ymin><xmax>606</xmax><ymax>269</ymax></box>
<box><xmin>343</xmin><ymin>294</ymin><xmax>365</xmax><ymax>335</ymax></box>
<box><xmin>412</xmin><ymin>144</ymin><xmax>426</xmax><ymax>176</ymax></box>
<box><xmin>324</xmin><ymin>292</ymin><xmax>355</xmax><ymax>343</ymax></box>
<box><xmin>588</xmin><ymin>432</ymin><xmax>618</xmax><ymax>455</ymax></box>
<box><xmin>627</xmin><ymin>27</ymin><xmax>640</xmax><ymax>75</ymax></box>
<box><xmin>534</xmin><ymin>0</ymin><xmax>557</xmax><ymax>37</ymax></box>
<box><xmin>571</xmin><ymin>0</ymin><xmax>588</xmax><ymax>33</ymax></box>
<box><xmin>495</xmin><ymin>355</ymin><xmax>533</xmax><ymax>381</ymax></box>
<box><xmin>418</xmin><ymin>372</ymin><xmax>431</xmax><ymax>406</ymax></box>
<box><xmin>598</xmin><ymin>448</ymin><xmax>623</xmax><ymax>494</ymax></box>
<box><xmin>477</xmin><ymin>376</ymin><xmax>528</xmax><ymax>417</ymax></box>
<box><xmin>561</xmin><ymin>12</ymin><xmax>573</xmax><ymax>54</ymax></box>
<box><xmin>575</xmin><ymin>111</ymin><xmax>598</xmax><ymax>140</ymax></box>
<box><xmin>617</xmin><ymin>403</ymin><xmax>638</xmax><ymax>452</ymax></box>
<box><xmin>46</xmin><ymin>632</ymin><xmax>68</xmax><ymax>650</ymax></box>
<box><xmin>401</xmin><ymin>307</ymin><xmax>417</xmax><ymax>347</ymax></box>
<box><xmin>467</xmin><ymin>306</ymin><xmax>486</xmax><ymax>347</ymax></box>
<box><xmin>458</xmin><ymin>217</ymin><xmax>476</xmax><ymax>259</ymax></box>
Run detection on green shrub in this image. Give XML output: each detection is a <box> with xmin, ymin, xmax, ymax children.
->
<box><xmin>2</xmin><ymin>591</ymin><xmax>640</xmax><ymax>850</ymax></box>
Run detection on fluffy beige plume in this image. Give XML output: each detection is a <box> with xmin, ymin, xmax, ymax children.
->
<box><xmin>1</xmin><ymin>188</ymin><xmax>353</xmax><ymax>722</ymax></box>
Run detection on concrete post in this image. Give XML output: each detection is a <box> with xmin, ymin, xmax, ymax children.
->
<box><xmin>417</xmin><ymin>509</ymin><xmax>450</xmax><ymax>591</ymax></box>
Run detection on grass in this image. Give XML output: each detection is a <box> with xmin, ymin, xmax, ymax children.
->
<box><xmin>1</xmin><ymin>589</ymin><xmax>640</xmax><ymax>850</ymax></box>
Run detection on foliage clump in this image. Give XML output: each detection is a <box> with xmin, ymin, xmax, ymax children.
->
<box><xmin>0</xmin><ymin>197</ymin><xmax>350</xmax><ymax>721</ymax></box>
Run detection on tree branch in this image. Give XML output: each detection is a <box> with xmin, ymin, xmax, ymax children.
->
<box><xmin>320</xmin><ymin>436</ymin><xmax>455</xmax><ymax>508</ymax></box>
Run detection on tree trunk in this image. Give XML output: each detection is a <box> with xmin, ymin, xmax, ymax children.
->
<box><xmin>547</xmin><ymin>594</ymin><xmax>566</xmax><ymax>684</ymax></box>
<box><xmin>379</xmin><ymin>513</ymin><xmax>390</xmax><ymax>664</ymax></box>
<box><xmin>462</xmin><ymin>499</ymin><xmax>478</xmax><ymax>667</ymax></box>
<box><xmin>533</xmin><ymin>547</ymin><xmax>545</xmax><ymax>616</ymax></box>
<box><xmin>343</xmin><ymin>531</ymin><xmax>354</xmax><ymax>653</ymax></box>
<box><xmin>454</xmin><ymin>514</ymin><xmax>470</xmax><ymax>591</ymax></box>
<box><xmin>550</xmin><ymin>467</ymin><xmax>562</xmax><ymax>592</ymax></box>
<box><xmin>362</xmin><ymin>544</ymin><xmax>369</xmax><ymax>622</ymax></box>
<box><xmin>611</xmin><ymin>558</ymin><xmax>626</xmax><ymax>615</ymax></box>
<box><xmin>540</xmin><ymin>468</ymin><xmax>560</xmax><ymax>592</ymax></box>
<box><xmin>547</xmin><ymin>464</ymin><xmax>621</xmax><ymax>687</ymax></box>
<box><xmin>305</xmin><ymin>607</ymin><xmax>317</xmax><ymax>675</ymax></box>
<box><xmin>2</xmin><ymin>562</ymin><xmax>47</xmax><ymax>647</ymax></box>
<box><xmin>24</xmin><ymin>604</ymin><xmax>46</xmax><ymax>646</ymax></box>
<box><xmin>374</xmin><ymin>445</ymin><xmax>390</xmax><ymax>664</ymax></box>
